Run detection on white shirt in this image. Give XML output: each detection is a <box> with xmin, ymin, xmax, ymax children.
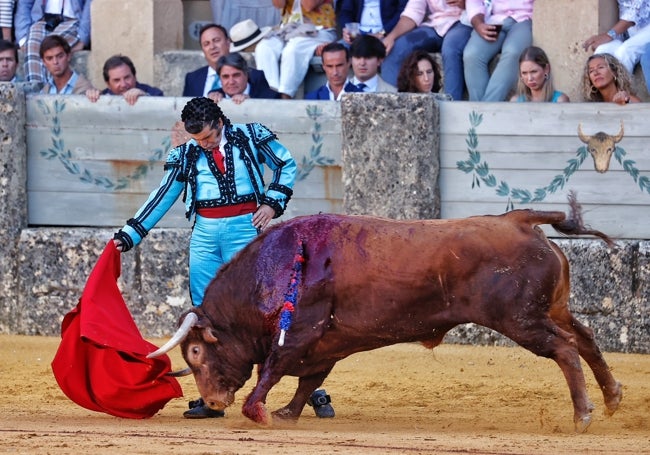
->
<box><xmin>359</xmin><ymin>0</ymin><xmax>384</xmax><ymax>33</ymax></box>
<box><xmin>45</xmin><ymin>0</ymin><xmax>76</xmax><ymax>18</ymax></box>
<box><xmin>202</xmin><ymin>66</ymin><xmax>220</xmax><ymax>97</ymax></box>
<box><xmin>325</xmin><ymin>80</ymin><xmax>354</xmax><ymax>100</ymax></box>
<box><xmin>351</xmin><ymin>75</ymin><xmax>379</xmax><ymax>93</ymax></box>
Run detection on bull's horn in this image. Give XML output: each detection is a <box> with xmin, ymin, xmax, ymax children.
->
<box><xmin>613</xmin><ymin>121</ymin><xmax>624</xmax><ymax>143</ymax></box>
<box><xmin>147</xmin><ymin>312</ymin><xmax>198</xmax><ymax>358</ymax></box>
<box><xmin>577</xmin><ymin>123</ymin><xmax>589</xmax><ymax>144</ymax></box>
<box><xmin>166</xmin><ymin>367</ymin><xmax>192</xmax><ymax>377</ymax></box>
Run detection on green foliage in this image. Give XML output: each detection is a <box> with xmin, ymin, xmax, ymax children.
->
<box><xmin>296</xmin><ymin>105</ymin><xmax>336</xmax><ymax>181</ymax></box>
<box><xmin>37</xmin><ymin>98</ymin><xmax>171</xmax><ymax>191</ymax></box>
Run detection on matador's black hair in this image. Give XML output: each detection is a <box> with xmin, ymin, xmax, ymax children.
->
<box><xmin>181</xmin><ymin>97</ymin><xmax>232</xmax><ymax>134</ymax></box>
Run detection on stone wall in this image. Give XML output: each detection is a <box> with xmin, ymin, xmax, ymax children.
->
<box><xmin>0</xmin><ymin>86</ymin><xmax>648</xmax><ymax>354</ymax></box>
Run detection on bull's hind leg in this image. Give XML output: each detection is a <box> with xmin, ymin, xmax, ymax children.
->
<box><xmin>500</xmin><ymin>320</ymin><xmax>595</xmax><ymax>433</ymax></box>
<box><xmin>272</xmin><ymin>366</ymin><xmax>335</xmax><ymax>421</ymax></box>
<box><xmin>567</xmin><ymin>314</ymin><xmax>623</xmax><ymax>416</ymax></box>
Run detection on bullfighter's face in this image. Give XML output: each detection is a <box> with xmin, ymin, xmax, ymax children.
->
<box><xmin>189</xmin><ymin>121</ymin><xmax>223</xmax><ymax>150</ymax></box>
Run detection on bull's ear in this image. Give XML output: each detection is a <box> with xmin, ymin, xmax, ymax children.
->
<box><xmin>202</xmin><ymin>327</ymin><xmax>218</xmax><ymax>343</ymax></box>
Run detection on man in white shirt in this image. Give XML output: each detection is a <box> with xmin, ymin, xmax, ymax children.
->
<box><xmin>305</xmin><ymin>42</ymin><xmax>363</xmax><ymax>100</ymax></box>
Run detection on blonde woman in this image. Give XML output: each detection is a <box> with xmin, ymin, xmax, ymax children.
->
<box><xmin>510</xmin><ymin>46</ymin><xmax>569</xmax><ymax>102</ymax></box>
<box><xmin>582</xmin><ymin>53</ymin><xmax>641</xmax><ymax>104</ymax></box>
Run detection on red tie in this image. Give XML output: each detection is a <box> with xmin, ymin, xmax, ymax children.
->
<box><xmin>212</xmin><ymin>147</ymin><xmax>225</xmax><ymax>174</ymax></box>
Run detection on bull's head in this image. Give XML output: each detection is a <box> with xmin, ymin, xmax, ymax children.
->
<box><xmin>148</xmin><ymin>311</ymin><xmax>251</xmax><ymax>412</ymax></box>
<box><xmin>577</xmin><ymin>122</ymin><xmax>624</xmax><ymax>173</ymax></box>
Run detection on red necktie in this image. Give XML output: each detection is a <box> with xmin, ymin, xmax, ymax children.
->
<box><xmin>212</xmin><ymin>147</ymin><xmax>225</xmax><ymax>174</ymax></box>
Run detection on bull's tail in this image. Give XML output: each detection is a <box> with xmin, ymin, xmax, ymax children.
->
<box><xmin>551</xmin><ymin>191</ymin><xmax>616</xmax><ymax>247</ymax></box>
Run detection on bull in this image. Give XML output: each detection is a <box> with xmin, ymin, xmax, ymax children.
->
<box><xmin>149</xmin><ymin>205</ymin><xmax>622</xmax><ymax>433</ymax></box>
<box><xmin>578</xmin><ymin>122</ymin><xmax>624</xmax><ymax>173</ymax></box>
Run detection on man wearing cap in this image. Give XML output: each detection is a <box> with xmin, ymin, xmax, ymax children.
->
<box><xmin>183</xmin><ymin>20</ymin><xmax>271</xmax><ymax>101</ymax></box>
<box><xmin>213</xmin><ymin>52</ymin><xmax>280</xmax><ymax>103</ymax></box>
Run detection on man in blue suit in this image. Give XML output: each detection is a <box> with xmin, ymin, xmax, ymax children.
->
<box><xmin>305</xmin><ymin>42</ymin><xmax>362</xmax><ymax>100</ymax></box>
<box><xmin>183</xmin><ymin>23</ymin><xmax>231</xmax><ymax>99</ymax></box>
<box><xmin>213</xmin><ymin>52</ymin><xmax>280</xmax><ymax>103</ymax></box>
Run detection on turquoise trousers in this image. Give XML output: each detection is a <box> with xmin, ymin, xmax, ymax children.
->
<box><xmin>189</xmin><ymin>212</ymin><xmax>258</xmax><ymax>306</ymax></box>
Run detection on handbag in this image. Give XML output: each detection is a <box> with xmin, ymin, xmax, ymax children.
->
<box><xmin>269</xmin><ymin>0</ymin><xmax>318</xmax><ymax>42</ymax></box>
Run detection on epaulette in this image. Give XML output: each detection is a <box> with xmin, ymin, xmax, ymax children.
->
<box><xmin>246</xmin><ymin>123</ymin><xmax>277</xmax><ymax>146</ymax></box>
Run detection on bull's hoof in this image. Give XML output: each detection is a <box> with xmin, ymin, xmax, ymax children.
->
<box><xmin>574</xmin><ymin>414</ymin><xmax>592</xmax><ymax>433</ymax></box>
<box><xmin>242</xmin><ymin>401</ymin><xmax>271</xmax><ymax>425</ymax></box>
<box><xmin>604</xmin><ymin>381</ymin><xmax>623</xmax><ymax>416</ymax></box>
<box><xmin>271</xmin><ymin>407</ymin><xmax>300</xmax><ymax>421</ymax></box>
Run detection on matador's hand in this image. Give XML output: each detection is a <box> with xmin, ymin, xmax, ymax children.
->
<box><xmin>252</xmin><ymin>205</ymin><xmax>276</xmax><ymax>231</ymax></box>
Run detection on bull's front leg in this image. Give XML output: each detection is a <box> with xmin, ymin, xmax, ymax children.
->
<box><xmin>241</xmin><ymin>364</ymin><xmax>283</xmax><ymax>425</ymax></box>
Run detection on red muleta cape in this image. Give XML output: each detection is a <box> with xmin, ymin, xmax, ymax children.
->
<box><xmin>51</xmin><ymin>241</ymin><xmax>183</xmax><ymax>418</ymax></box>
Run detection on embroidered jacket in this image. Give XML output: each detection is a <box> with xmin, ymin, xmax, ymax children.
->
<box><xmin>116</xmin><ymin>122</ymin><xmax>296</xmax><ymax>251</ymax></box>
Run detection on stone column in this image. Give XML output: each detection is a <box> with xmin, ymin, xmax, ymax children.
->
<box><xmin>0</xmin><ymin>84</ymin><xmax>27</xmax><ymax>333</ymax></box>
<box><xmin>89</xmin><ymin>0</ymin><xmax>183</xmax><ymax>90</ymax></box>
<box><xmin>341</xmin><ymin>93</ymin><xmax>441</xmax><ymax>220</ymax></box>
<box><xmin>533</xmin><ymin>0</ymin><xmax>618</xmax><ymax>102</ymax></box>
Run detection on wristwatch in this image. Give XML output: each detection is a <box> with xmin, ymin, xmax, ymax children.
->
<box><xmin>607</xmin><ymin>29</ymin><xmax>618</xmax><ymax>40</ymax></box>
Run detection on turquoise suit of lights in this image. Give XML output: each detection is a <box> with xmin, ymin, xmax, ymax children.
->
<box><xmin>115</xmin><ymin>122</ymin><xmax>296</xmax><ymax>306</ymax></box>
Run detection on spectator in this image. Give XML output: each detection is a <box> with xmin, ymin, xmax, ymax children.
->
<box><xmin>337</xmin><ymin>0</ymin><xmax>408</xmax><ymax>45</ymax></box>
<box><xmin>228</xmin><ymin>18</ymin><xmax>272</xmax><ymax>53</ymax></box>
<box><xmin>463</xmin><ymin>0</ymin><xmax>534</xmax><ymax>101</ymax></box>
<box><xmin>39</xmin><ymin>34</ymin><xmax>93</xmax><ymax>94</ymax></box>
<box><xmin>582</xmin><ymin>1</ymin><xmax>650</xmax><ymax>76</ymax></box>
<box><xmin>255</xmin><ymin>0</ymin><xmax>337</xmax><ymax>99</ymax></box>
<box><xmin>0</xmin><ymin>39</ymin><xmax>19</xmax><ymax>82</ymax></box>
<box><xmin>305</xmin><ymin>41</ymin><xmax>363</xmax><ymax>99</ymax></box>
<box><xmin>509</xmin><ymin>46</ymin><xmax>569</xmax><ymax>102</ymax></box>
<box><xmin>213</xmin><ymin>52</ymin><xmax>280</xmax><ymax>103</ymax></box>
<box><xmin>15</xmin><ymin>0</ymin><xmax>92</xmax><ymax>84</ymax></box>
<box><xmin>183</xmin><ymin>23</ymin><xmax>231</xmax><ymax>100</ymax></box>
<box><xmin>381</xmin><ymin>0</ymin><xmax>472</xmax><ymax>101</ymax></box>
<box><xmin>0</xmin><ymin>0</ymin><xmax>13</xmax><ymax>41</ymax></box>
<box><xmin>397</xmin><ymin>49</ymin><xmax>443</xmax><ymax>94</ymax></box>
<box><xmin>349</xmin><ymin>34</ymin><xmax>396</xmax><ymax>92</ymax></box>
<box><xmin>582</xmin><ymin>53</ymin><xmax>640</xmax><ymax>104</ymax></box>
<box><xmin>85</xmin><ymin>55</ymin><xmax>163</xmax><ymax>105</ymax></box>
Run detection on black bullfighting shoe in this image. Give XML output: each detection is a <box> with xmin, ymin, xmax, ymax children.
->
<box><xmin>183</xmin><ymin>397</ymin><xmax>225</xmax><ymax>419</ymax></box>
<box><xmin>308</xmin><ymin>389</ymin><xmax>335</xmax><ymax>418</ymax></box>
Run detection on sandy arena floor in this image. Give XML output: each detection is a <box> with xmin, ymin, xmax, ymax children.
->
<box><xmin>1</xmin><ymin>335</ymin><xmax>648</xmax><ymax>454</ymax></box>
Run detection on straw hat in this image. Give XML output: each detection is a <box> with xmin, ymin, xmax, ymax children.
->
<box><xmin>229</xmin><ymin>19</ymin><xmax>272</xmax><ymax>52</ymax></box>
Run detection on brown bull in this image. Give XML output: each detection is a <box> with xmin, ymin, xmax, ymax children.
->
<box><xmin>578</xmin><ymin>122</ymin><xmax>624</xmax><ymax>173</ymax></box>
<box><xmin>150</xmin><ymin>207</ymin><xmax>622</xmax><ymax>433</ymax></box>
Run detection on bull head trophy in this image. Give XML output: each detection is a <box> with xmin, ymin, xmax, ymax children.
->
<box><xmin>577</xmin><ymin>121</ymin><xmax>624</xmax><ymax>173</ymax></box>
